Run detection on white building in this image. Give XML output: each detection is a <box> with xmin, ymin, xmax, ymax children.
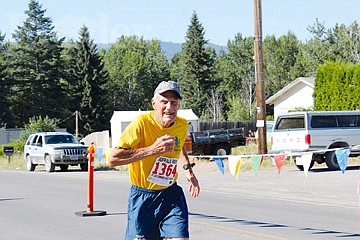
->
<box><xmin>266</xmin><ymin>77</ymin><xmax>315</xmax><ymax>120</ymax></box>
<box><xmin>110</xmin><ymin>109</ymin><xmax>199</xmax><ymax>148</ymax></box>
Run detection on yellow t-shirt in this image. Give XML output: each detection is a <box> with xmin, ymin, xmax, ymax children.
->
<box><xmin>115</xmin><ymin>111</ymin><xmax>188</xmax><ymax>190</ymax></box>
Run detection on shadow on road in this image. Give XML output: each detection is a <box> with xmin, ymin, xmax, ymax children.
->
<box><xmin>189</xmin><ymin>212</ymin><xmax>360</xmax><ymax>238</ymax></box>
<box><xmin>311</xmin><ymin>165</ymin><xmax>359</xmax><ymax>173</ymax></box>
<box><xmin>105</xmin><ymin>212</ymin><xmax>127</xmax><ymax>216</ymax></box>
<box><xmin>0</xmin><ymin>197</ymin><xmax>27</xmax><ymax>202</ymax></box>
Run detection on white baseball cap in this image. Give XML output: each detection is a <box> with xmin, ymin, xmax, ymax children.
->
<box><xmin>154</xmin><ymin>81</ymin><xmax>182</xmax><ymax>100</ymax></box>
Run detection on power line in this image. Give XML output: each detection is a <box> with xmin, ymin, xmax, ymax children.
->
<box><xmin>58</xmin><ymin>112</ymin><xmax>76</xmax><ymax>124</ymax></box>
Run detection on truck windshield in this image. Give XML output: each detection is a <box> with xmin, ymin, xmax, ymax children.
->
<box><xmin>275</xmin><ymin>116</ymin><xmax>305</xmax><ymax>130</ymax></box>
<box><xmin>45</xmin><ymin>135</ymin><xmax>77</xmax><ymax>144</ymax></box>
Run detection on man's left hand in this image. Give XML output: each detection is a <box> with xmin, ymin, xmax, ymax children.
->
<box><xmin>187</xmin><ymin>174</ymin><xmax>200</xmax><ymax>198</ymax></box>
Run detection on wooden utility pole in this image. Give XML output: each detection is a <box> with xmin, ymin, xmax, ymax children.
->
<box><xmin>254</xmin><ymin>0</ymin><xmax>267</xmax><ymax>154</ymax></box>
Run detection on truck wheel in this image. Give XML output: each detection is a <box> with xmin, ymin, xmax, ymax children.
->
<box><xmin>325</xmin><ymin>151</ymin><xmax>340</xmax><ymax>170</ymax></box>
<box><xmin>294</xmin><ymin>159</ymin><xmax>314</xmax><ymax>171</ymax></box>
<box><xmin>26</xmin><ymin>155</ymin><xmax>36</xmax><ymax>171</ymax></box>
<box><xmin>212</xmin><ymin>144</ymin><xmax>229</xmax><ymax>156</ymax></box>
<box><xmin>80</xmin><ymin>163</ymin><xmax>88</xmax><ymax>171</ymax></box>
<box><xmin>60</xmin><ymin>165</ymin><xmax>69</xmax><ymax>171</ymax></box>
<box><xmin>45</xmin><ymin>155</ymin><xmax>55</xmax><ymax>172</ymax></box>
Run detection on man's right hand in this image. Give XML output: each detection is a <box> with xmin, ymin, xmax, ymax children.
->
<box><xmin>151</xmin><ymin>134</ymin><xmax>175</xmax><ymax>155</ymax></box>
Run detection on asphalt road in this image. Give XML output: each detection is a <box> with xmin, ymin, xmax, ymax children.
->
<box><xmin>1</xmin><ymin>162</ymin><xmax>360</xmax><ymax>240</ymax></box>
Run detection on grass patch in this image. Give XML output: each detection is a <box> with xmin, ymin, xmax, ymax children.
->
<box><xmin>229</xmin><ymin>142</ymin><xmax>288</xmax><ymax>172</ymax></box>
<box><xmin>232</xmin><ymin>142</ymin><xmax>259</xmax><ymax>156</ymax></box>
<box><xmin>0</xmin><ymin>153</ymin><xmax>25</xmax><ymax>170</ymax></box>
<box><xmin>0</xmin><ymin>153</ymin><xmax>127</xmax><ymax>171</ymax></box>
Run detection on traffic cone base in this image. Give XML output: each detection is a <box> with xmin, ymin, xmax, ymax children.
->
<box><xmin>75</xmin><ymin>210</ymin><xmax>107</xmax><ymax>217</ymax></box>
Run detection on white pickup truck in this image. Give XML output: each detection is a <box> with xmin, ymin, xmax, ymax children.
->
<box><xmin>270</xmin><ymin>111</ymin><xmax>360</xmax><ymax>170</ymax></box>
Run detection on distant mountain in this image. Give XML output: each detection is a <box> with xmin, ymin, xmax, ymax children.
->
<box><xmin>159</xmin><ymin>41</ymin><xmax>182</xmax><ymax>59</ymax></box>
<box><xmin>96</xmin><ymin>43</ymin><xmax>111</xmax><ymax>52</ymax></box>
<box><xmin>160</xmin><ymin>41</ymin><xmax>228</xmax><ymax>59</ymax></box>
<box><xmin>97</xmin><ymin>41</ymin><xmax>228</xmax><ymax>60</ymax></box>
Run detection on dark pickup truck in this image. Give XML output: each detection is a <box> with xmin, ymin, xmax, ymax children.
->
<box><xmin>185</xmin><ymin>128</ymin><xmax>246</xmax><ymax>155</ymax></box>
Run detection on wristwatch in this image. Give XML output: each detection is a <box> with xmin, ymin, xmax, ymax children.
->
<box><xmin>183</xmin><ymin>163</ymin><xmax>196</xmax><ymax>170</ymax></box>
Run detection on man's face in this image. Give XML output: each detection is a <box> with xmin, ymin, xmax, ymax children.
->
<box><xmin>152</xmin><ymin>91</ymin><xmax>180</xmax><ymax>128</ymax></box>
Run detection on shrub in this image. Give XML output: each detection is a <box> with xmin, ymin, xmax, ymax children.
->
<box><xmin>19</xmin><ymin>116</ymin><xmax>59</xmax><ymax>143</ymax></box>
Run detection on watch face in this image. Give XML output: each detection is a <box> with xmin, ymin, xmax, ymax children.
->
<box><xmin>183</xmin><ymin>163</ymin><xmax>195</xmax><ymax>170</ymax></box>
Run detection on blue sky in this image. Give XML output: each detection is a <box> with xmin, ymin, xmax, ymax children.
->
<box><xmin>1</xmin><ymin>0</ymin><xmax>360</xmax><ymax>46</ymax></box>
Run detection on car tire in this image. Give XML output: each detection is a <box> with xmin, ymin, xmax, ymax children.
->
<box><xmin>212</xmin><ymin>144</ymin><xmax>229</xmax><ymax>156</ymax></box>
<box><xmin>325</xmin><ymin>151</ymin><xmax>340</xmax><ymax>170</ymax></box>
<box><xmin>60</xmin><ymin>165</ymin><xmax>69</xmax><ymax>171</ymax></box>
<box><xmin>26</xmin><ymin>155</ymin><xmax>36</xmax><ymax>171</ymax></box>
<box><xmin>45</xmin><ymin>155</ymin><xmax>55</xmax><ymax>172</ymax></box>
<box><xmin>80</xmin><ymin>163</ymin><xmax>88</xmax><ymax>171</ymax></box>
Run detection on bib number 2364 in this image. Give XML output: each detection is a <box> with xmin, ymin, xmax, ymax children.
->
<box><xmin>147</xmin><ymin>156</ymin><xmax>178</xmax><ymax>186</ymax></box>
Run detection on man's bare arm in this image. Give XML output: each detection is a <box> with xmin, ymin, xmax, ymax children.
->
<box><xmin>180</xmin><ymin>145</ymin><xmax>200</xmax><ymax>198</ymax></box>
<box><xmin>109</xmin><ymin>134</ymin><xmax>175</xmax><ymax>167</ymax></box>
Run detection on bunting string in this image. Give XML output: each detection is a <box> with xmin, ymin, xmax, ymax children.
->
<box><xmin>188</xmin><ymin>145</ymin><xmax>359</xmax><ymax>177</ymax></box>
<box><xmin>92</xmin><ymin>144</ymin><xmax>359</xmax><ymax>229</ymax></box>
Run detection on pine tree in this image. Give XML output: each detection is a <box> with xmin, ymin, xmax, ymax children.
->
<box><xmin>8</xmin><ymin>0</ymin><xmax>66</xmax><ymax>127</ymax></box>
<box><xmin>180</xmin><ymin>12</ymin><xmax>215</xmax><ymax>118</ymax></box>
<box><xmin>71</xmin><ymin>25</ymin><xmax>109</xmax><ymax>134</ymax></box>
<box><xmin>0</xmin><ymin>32</ymin><xmax>13</xmax><ymax>127</ymax></box>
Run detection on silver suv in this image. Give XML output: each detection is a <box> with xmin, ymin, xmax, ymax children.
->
<box><xmin>24</xmin><ymin>132</ymin><xmax>88</xmax><ymax>172</ymax></box>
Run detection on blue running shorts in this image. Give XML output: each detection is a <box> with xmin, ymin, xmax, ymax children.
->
<box><xmin>125</xmin><ymin>183</ymin><xmax>189</xmax><ymax>240</ymax></box>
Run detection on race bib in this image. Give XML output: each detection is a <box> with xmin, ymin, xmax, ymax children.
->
<box><xmin>147</xmin><ymin>156</ymin><xmax>178</xmax><ymax>186</ymax></box>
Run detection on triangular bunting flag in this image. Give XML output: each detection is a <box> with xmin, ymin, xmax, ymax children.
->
<box><xmin>97</xmin><ymin>147</ymin><xmax>103</xmax><ymax>165</ymax></box>
<box><xmin>335</xmin><ymin>148</ymin><xmax>351</xmax><ymax>174</ymax></box>
<box><xmin>235</xmin><ymin>158</ymin><xmax>242</xmax><ymax>180</ymax></box>
<box><xmin>274</xmin><ymin>154</ymin><xmax>286</xmax><ymax>177</ymax></box>
<box><xmin>301</xmin><ymin>153</ymin><xmax>313</xmax><ymax>178</ymax></box>
<box><xmin>214</xmin><ymin>157</ymin><xmax>224</xmax><ymax>175</ymax></box>
<box><xmin>251</xmin><ymin>155</ymin><xmax>262</xmax><ymax>176</ymax></box>
<box><xmin>105</xmin><ymin>149</ymin><xmax>113</xmax><ymax>165</ymax></box>
<box><xmin>228</xmin><ymin>156</ymin><xmax>240</xmax><ymax>176</ymax></box>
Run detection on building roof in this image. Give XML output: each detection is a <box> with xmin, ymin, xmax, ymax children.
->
<box><xmin>266</xmin><ymin>77</ymin><xmax>315</xmax><ymax>105</ymax></box>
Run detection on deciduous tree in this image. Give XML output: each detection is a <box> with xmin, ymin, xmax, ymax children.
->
<box><xmin>215</xmin><ymin>34</ymin><xmax>255</xmax><ymax>121</ymax></box>
<box><xmin>104</xmin><ymin>36</ymin><xmax>170</xmax><ymax>111</ymax></box>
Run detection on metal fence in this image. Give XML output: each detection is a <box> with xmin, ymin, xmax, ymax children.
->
<box><xmin>0</xmin><ymin>129</ymin><xmax>22</xmax><ymax>145</ymax></box>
